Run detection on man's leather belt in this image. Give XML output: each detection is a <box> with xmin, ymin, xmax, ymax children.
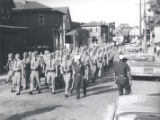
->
<box><xmin>31</xmin><ymin>69</ymin><xmax>38</xmax><ymax>71</ymax></box>
<box><xmin>48</xmin><ymin>70</ymin><xmax>56</xmax><ymax>72</ymax></box>
<box><xmin>14</xmin><ymin>70</ymin><xmax>21</xmax><ymax>72</ymax></box>
<box><xmin>64</xmin><ymin>70</ymin><xmax>71</xmax><ymax>74</ymax></box>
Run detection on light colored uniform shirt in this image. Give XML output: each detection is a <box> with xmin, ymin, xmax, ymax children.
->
<box><xmin>30</xmin><ymin>58</ymin><xmax>40</xmax><ymax>70</ymax></box>
<box><xmin>13</xmin><ymin>60</ymin><xmax>23</xmax><ymax>71</ymax></box>
<box><xmin>46</xmin><ymin>59</ymin><xmax>57</xmax><ymax>71</ymax></box>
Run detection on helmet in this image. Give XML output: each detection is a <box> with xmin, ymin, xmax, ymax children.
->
<box><xmin>23</xmin><ymin>52</ymin><xmax>28</xmax><ymax>57</ymax></box>
<box><xmin>44</xmin><ymin>50</ymin><xmax>49</xmax><ymax>55</ymax></box>
<box><xmin>8</xmin><ymin>53</ymin><xmax>13</xmax><ymax>58</ymax></box>
<box><xmin>32</xmin><ymin>52</ymin><xmax>36</xmax><ymax>57</ymax></box>
<box><xmin>15</xmin><ymin>53</ymin><xmax>20</xmax><ymax>59</ymax></box>
<box><xmin>47</xmin><ymin>53</ymin><xmax>52</xmax><ymax>58</ymax></box>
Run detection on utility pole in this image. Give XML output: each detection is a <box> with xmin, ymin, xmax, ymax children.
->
<box><xmin>139</xmin><ymin>0</ymin><xmax>142</xmax><ymax>45</ymax></box>
<box><xmin>144</xmin><ymin>0</ymin><xmax>147</xmax><ymax>53</ymax></box>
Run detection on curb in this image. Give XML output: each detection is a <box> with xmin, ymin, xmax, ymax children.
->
<box><xmin>0</xmin><ymin>75</ymin><xmax>7</xmax><ymax>85</ymax></box>
<box><xmin>0</xmin><ymin>79</ymin><xmax>6</xmax><ymax>85</ymax></box>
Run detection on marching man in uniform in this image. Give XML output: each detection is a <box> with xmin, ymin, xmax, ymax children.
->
<box><xmin>6</xmin><ymin>53</ymin><xmax>14</xmax><ymax>84</ymax></box>
<box><xmin>97</xmin><ymin>49</ymin><xmax>103</xmax><ymax>77</ymax></box>
<box><xmin>81</xmin><ymin>49</ymin><xmax>91</xmax><ymax>87</ymax></box>
<box><xmin>61</xmin><ymin>54</ymin><xmax>73</xmax><ymax>97</ymax></box>
<box><xmin>29</xmin><ymin>52</ymin><xmax>41</xmax><ymax>95</ymax></box>
<box><xmin>45</xmin><ymin>53</ymin><xmax>58</xmax><ymax>94</ymax></box>
<box><xmin>22</xmin><ymin>52</ymin><xmax>31</xmax><ymax>90</ymax></box>
<box><xmin>72</xmin><ymin>49</ymin><xmax>86</xmax><ymax>99</ymax></box>
<box><xmin>6</xmin><ymin>53</ymin><xmax>15</xmax><ymax>92</ymax></box>
<box><xmin>12</xmin><ymin>54</ymin><xmax>24</xmax><ymax>95</ymax></box>
<box><xmin>91</xmin><ymin>51</ymin><xmax>98</xmax><ymax>84</ymax></box>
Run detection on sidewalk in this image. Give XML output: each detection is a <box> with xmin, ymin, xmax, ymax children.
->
<box><xmin>0</xmin><ymin>74</ymin><xmax>7</xmax><ymax>84</ymax></box>
<box><xmin>146</xmin><ymin>46</ymin><xmax>160</xmax><ymax>62</ymax></box>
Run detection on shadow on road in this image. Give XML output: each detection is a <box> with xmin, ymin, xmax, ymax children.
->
<box><xmin>89</xmin><ymin>78</ymin><xmax>113</xmax><ymax>87</ymax></box>
<box><xmin>5</xmin><ymin>105</ymin><xmax>62</xmax><ymax>120</ymax></box>
<box><xmin>132</xmin><ymin>76</ymin><xmax>160</xmax><ymax>81</ymax></box>
<box><xmin>148</xmin><ymin>93</ymin><xmax>160</xmax><ymax>96</ymax></box>
<box><xmin>84</xmin><ymin>85</ymin><xmax>118</xmax><ymax>98</ymax></box>
<box><xmin>87</xmin><ymin>85</ymin><xmax>113</xmax><ymax>93</ymax></box>
<box><xmin>87</xmin><ymin>88</ymin><xmax>118</xmax><ymax>97</ymax></box>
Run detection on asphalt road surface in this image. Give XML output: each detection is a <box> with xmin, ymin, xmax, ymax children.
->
<box><xmin>0</xmin><ymin>48</ymin><xmax>160</xmax><ymax>120</ymax></box>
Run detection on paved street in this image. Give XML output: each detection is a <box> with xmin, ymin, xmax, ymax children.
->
<box><xmin>0</xmin><ymin>49</ymin><xmax>160</xmax><ymax>120</ymax></box>
<box><xmin>0</xmin><ymin>64</ymin><xmax>118</xmax><ymax>120</ymax></box>
<box><xmin>1</xmin><ymin>0</ymin><xmax>160</xmax><ymax>119</ymax></box>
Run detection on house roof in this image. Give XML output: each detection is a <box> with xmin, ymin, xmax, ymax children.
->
<box><xmin>14</xmin><ymin>2</ymin><xmax>25</xmax><ymax>9</ymax></box>
<box><xmin>113</xmin><ymin>28</ymin><xmax>129</xmax><ymax>36</ymax></box>
<box><xmin>14</xmin><ymin>1</ymin><xmax>50</xmax><ymax>10</ymax></box>
<box><xmin>54</xmin><ymin>7</ymin><xmax>69</xmax><ymax>14</ymax></box>
<box><xmin>13</xmin><ymin>1</ymin><xmax>65</xmax><ymax>15</ymax></box>
<box><xmin>66</xmin><ymin>28</ymin><xmax>88</xmax><ymax>36</ymax></box>
<box><xmin>81</xmin><ymin>21</ymin><xmax>107</xmax><ymax>27</ymax></box>
<box><xmin>54</xmin><ymin>7</ymin><xmax>72</xmax><ymax>21</ymax></box>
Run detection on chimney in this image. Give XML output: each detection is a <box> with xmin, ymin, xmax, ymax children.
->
<box><xmin>25</xmin><ymin>0</ymin><xmax>30</xmax><ymax>4</ymax></box>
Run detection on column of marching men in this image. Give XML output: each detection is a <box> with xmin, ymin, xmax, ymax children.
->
<box><xmin>6</xmin><ymin>43</ymin><xmax>115</xmax><ymax>99</ymax></box>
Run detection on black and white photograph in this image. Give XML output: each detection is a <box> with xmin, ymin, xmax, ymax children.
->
<box><xmin>0</xmin><ymin>0</ymin><xmax>160</xmax><ymax>120</ymax></box>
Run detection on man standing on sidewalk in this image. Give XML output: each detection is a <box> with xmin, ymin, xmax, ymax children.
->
<box><xmin>113</xmin><ymin>55</ymin><xmax>131</xmax><ymax>96</ymax></box>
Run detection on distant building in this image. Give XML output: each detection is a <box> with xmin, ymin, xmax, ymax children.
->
<box><xmin>130</xmin><ymin>26</ymin><xmax>139</xmax><ymax>37</ymax></box>
<box><xmin>13</xmin><ymin>1</ymin><xmax>65</xmax><ymax>51</ymax></box>
<box><xmin>71</xmin><ymin>21</ymin><xmax>82</xmax><ymax>30</ymax></box>
<box><xmin>66</xmin><ymin>28</ymin><xmax>89</xmax><ymax>49</ymax></box>
<box><xmin>0</xmin><ymin>0</ymin><xmax>72</xmax><ymax>73</ymax></box>
<box><xmin>0</xmin><ymin>0</ymin><xmax>30</xmax><ymax>73</ymax></box>
<box><xmin>54</xmin><ymin>7</ymin><xmax>72</xmax><ymax>32</ymax></box>
<box><xmin>114</xmin><ymin>24</ymin><xmax>133</xmax><ymax>43</ymax></box>
<box><xmin>81</xmin><ymin>21</ymin><xmax>109</xmax><ymax>45</ymax></box>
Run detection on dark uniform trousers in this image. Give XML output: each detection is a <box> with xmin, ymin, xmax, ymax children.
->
<box><xmin>24</xmin><ymin>69</ymin><xmax>30</xmax><ymax>89</ymax></box>
<box><xmin>75</xmin><ymin>73</ymin><xmax>87</xmax><ymax>98</ymax></box>
<box><xmin>116</xmin><ymin>75</ymin><xmax>130</xmax><ymax>95</ymax></box>
<box><xmin>73</xmin><ymin>63</ymin><xmax>86</xmax><ymax>98</ymax></box>
<box><xmin>115</xmin><ymin>61</ymin><xmax>131</xmax><ymax>96</ymax></box>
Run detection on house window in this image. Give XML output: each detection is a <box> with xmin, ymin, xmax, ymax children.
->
<box><xmin>96</xmin><ymin>27</ymin><xmax>98</xmax><ymax>32</ymax></box>
<box><xmin>38</xmin><ymin>15</ymin><xmax>45</xmax><ymax>25</ymax></box>
<box><xmin>7</xmin><ymin>9</ymin><xmax>9</xmax><ymax>19</ymax></box>
<box><xmin>1</xmin><ymin>8</ymin><xmax>4</xmax><ymax>15</ymax></box>
<box><xmin>89</xmin><ymin>28</ymin><xmax>92</xmax><ymax>32</ymax></box>
<box><xmin>1</xmin><ymin>8</ymin><xmax>6</xmax><ymax>20</ymax></box>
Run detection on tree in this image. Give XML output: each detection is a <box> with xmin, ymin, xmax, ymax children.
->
<box><xmin>149</xmin><ymin>0</ymin><xmax>160</xmax><ymax>26</ymax></box>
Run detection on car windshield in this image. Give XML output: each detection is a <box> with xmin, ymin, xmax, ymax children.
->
<box><xmin>126</xmin><ymin>55</ymin><xmax>154</xmax><ymax>62</ymax></box>
<box><xmin>118</xmin><ymin>113</ymin><xmax>160</xmax><ymax>120</ymax></box>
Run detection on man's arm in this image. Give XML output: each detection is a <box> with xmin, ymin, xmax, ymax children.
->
<box><xmin>113</xmin><ymin>72</ymin><xmax>116</xmax><ymax>84</ymax></box>
<box><xmin>55</xmin><ymin>64</ymin><xmax>58</xmax><ymax>77</ymax></box>
<box><xmin>126</xmin><ymin>64</ymin><xmax>132</xmax><ymax>85</ymax></box>
<box><xmin>21</xmin><ymin>61</ymin><xmax>24</xmax><ymax>78</ymax></box>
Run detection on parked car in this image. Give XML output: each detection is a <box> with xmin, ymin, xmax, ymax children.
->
<box><xmin>124</xmin><ymin>54</ymin><xmax>160</xmax><ymax>77</ymax></box>
<box><xmin>104</xmin><ymin>95</ymin><xmax>160</xmax><ymax>120</ymax></box>
<box><xmin>124</xmin><ymin>44</ymin><xmax>141</xmax><ymax>53</ymax></box>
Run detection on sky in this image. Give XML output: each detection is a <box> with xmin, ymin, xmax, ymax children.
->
<box><xmin>33</xmin><ymin>0</ymin><xmax>148</xmax><ymax>27</ymax></box>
